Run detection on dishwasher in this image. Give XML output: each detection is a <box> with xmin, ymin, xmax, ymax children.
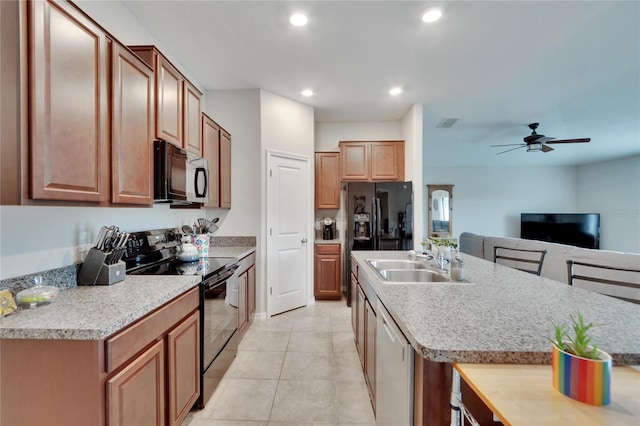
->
<box><xmin>376</xmin><ymin>298</ymin><xmax>414</xmax><ymax>426</ymax></box>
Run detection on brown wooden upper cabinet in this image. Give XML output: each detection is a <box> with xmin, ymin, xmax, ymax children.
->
<box><xmin>315</xmin><ymin>152</ymin><xmax>340</xmax><ymax>209</ymax></box>
<box><xmin>29</xmin><ymin>0</ymin><xmax>111</xmax><ymax>203</ymax></box>
<box><xmin>339</xmin><ymin>141</ymin><xmax>405</xmax><ymax>182</ymax></box>
<box><xmin>220</xmin><ymin>128</ymin><xmax>232</xmax><ymax>209</ymax></box>
<box><xmin>202</xmin><ymin>114</ymin><xmax>221</xmax><ymax>208</ymax></box>
<box><xmin>201</xmin><ymin>113</ymin><xmax>231</xmax><ymax>209</ymax></box>
<box><xmin>111</xmin><ymin>41</ymin><xmax>155</xmax><ymax>205</ymax></box>
<box><xmin>128</xmin><ymin>46</ymin><xmax>203</xmax><ymax>155</ymax></box>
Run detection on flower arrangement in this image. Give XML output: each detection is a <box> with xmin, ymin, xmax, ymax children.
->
<box><xmin>421</xmin><ymin>237</ymin><xmax>458</xmax><ymax>250</ymax></box>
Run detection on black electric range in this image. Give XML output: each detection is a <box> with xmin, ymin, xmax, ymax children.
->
<box><xmin>123</xmin><ymin>228</ymin><xmax>238</xmax><ymax>281</ymax></box>
<box><xmin>122</xmin><ymin>228</ymin><xmax>240</xmax><ymax>409</ymax></box>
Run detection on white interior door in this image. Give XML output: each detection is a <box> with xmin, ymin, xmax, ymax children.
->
<box><xmin>267</xmin><ymin>151</ymin><xmax>310</xmax><ymax>316</ymax></box>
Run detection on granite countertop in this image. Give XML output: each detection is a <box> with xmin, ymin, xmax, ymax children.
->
<box><xmin>351</xmin><ymin>251</ymin><xmax>640</xmax><ymax>365</ymax></box>
<box><xmin>314</xmin><ymin>239</ymin><xmax>341</xmax><ymax>245</ymax></box>
<box><xmin>0</xmin><ymin>246</ymin><xmax>257</xmax><ymax>341</ymax></box>
<box><xmin>0</xmin><ymin>275</ymin><xmax>200</xmax><ymax>340</ymax></box>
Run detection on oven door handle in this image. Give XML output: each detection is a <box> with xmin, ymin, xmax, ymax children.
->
<box><xmin>202</xmin><ymin>265</ymin><xmax>239</xmax><ymax>291</ymax></box>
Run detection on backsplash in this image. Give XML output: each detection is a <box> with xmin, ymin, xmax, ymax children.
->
<box><xmin>210</xmin><ymin>236</ymin><xmax>256</xmax><ymax>247</ymax></box>
<box><xmin>0</xmin><ymin>236</ymin><xmax>256</xmax><ymax>295</ymax></box>
<box><xmin>0</xmin><ymin>265</ymin><xmax>78</xmax><ymax>295</ymax></box>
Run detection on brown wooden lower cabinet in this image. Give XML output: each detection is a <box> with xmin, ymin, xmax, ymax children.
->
<box><xmin>412</xmin><ymin>357</ymin><xmax>502</xmax><ymax>426</ymax></box>
<box><xmin>107</xmin><ymin>339</ymin><xmax>166</xmax><ymax>426</ymax></box>
<box><xmin>364</xmin><ymin>298</ymin><xmax>376</xmax><ymax>412</ymax></box>
<box><xmin>0</xmin><ymin>287</ymin><xmax>199</xmax><ymax>426</ymax></box>
<box><xmin>167</xmin><ymin>311</ymin><xmax>200</xmax><ymax>426</ymax></box>
<box><xmin>237</xmin><ymin>253</ymin><xmax>257</xmax><ymax>331</ymax></box>
<box><xmin>314</xmin><ymin>244</ymin><xmax>342</xmax><ymax>299</ymax></box>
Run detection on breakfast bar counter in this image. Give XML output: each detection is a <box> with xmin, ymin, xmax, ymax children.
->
<box><xmin>351</xmin><ymin>251</ymin><xmax>640</xmax><ymax>365</ymax></box>
<box><xmin>453</xmin><ymin>363</ymin><xmax>640</xmax><ymax>425</ymax></box>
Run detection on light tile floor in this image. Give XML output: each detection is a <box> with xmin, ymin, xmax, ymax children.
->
<box><xmin>184</xmin><ymin>299</ymin><xmax>376</xmax><ymax>426</ymax></box>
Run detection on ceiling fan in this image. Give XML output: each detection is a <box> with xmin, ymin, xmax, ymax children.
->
<box><xmin>491</xmin><ymin>123</ymin><xmax>591</xmax><ymax>155</ymax></box>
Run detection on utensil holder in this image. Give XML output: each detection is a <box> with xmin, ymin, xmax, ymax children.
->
<box><xmin>78</xmin><ymin>248</ymin><xmax>126</xmax><ymax>286</ymax></box>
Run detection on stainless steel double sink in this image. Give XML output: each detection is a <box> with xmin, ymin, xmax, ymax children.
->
<box><xmin>366</xmin><ymin>259</ymin><xmax>450</xmax><ymax>283</ymax></box>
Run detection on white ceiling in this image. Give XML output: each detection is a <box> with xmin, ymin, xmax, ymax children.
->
<box><xmin>119</xmin><ymin>0</ymin><xmax>640</xmax><ymax>167</ymax></box>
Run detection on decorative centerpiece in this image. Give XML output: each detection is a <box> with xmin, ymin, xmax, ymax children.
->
<box><xmin>551</xmin><ymin>312</ymin><xmax>612</xmax><ymax>406</ymax></box>
<box><xmin>420</xmin><ymin>237</ymin><xmax>458</xmax><ymax>253</ymax></box>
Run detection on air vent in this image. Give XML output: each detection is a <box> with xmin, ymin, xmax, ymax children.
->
<box><xmin>436</xmin><ymin>117</ymin><xmax>459</xmax><ymax>128</ymax></box>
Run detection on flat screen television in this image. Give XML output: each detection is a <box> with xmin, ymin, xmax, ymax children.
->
<box><xmin>521</xmin><ymin>213</ymin><xmax>600</xmax><ymax>249</ymax></box>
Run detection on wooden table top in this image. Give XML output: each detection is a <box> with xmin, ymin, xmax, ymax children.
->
<box><xmin>453</xmin><ymin>363</ymin><xmax>640</xmax><ymax>426</ymax></box>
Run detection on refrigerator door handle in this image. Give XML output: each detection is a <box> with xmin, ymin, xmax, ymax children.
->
<box><xmin>373</xmin><ymin>197</ymin><xmax>381</xmax><ymax>250</ymax></box>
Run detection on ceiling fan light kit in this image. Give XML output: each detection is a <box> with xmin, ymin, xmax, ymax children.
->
<box><xmin>491</xmin><ymin>122</ymin><xmax>591</xmax><ymax>155</ymax></box>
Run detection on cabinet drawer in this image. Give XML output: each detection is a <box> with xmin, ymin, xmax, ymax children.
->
<box><xmin>105</xmin><ymin>287</ymin><xmax>199</xmax><ymax>374</ymax></box>
<box><xmin>315</xmin><ymin>244</ymin><xmax>340</xmax><ymax>255</ymax></box>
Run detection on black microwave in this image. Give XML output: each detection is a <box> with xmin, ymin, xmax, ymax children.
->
<box><xmin>154</xmin><ymin>140</ymin><xmax>208</xmax><ymax>204</ymax></box>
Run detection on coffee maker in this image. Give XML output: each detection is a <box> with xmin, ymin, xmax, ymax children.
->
<box><xmin>322</xmin><ymin>217</ymin><xmax>336</xmax><ymax>240</ymax></box>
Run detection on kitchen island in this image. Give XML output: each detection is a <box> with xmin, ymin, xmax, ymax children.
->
<box><xmin>350</xmin><ymin>250</ymin><xmax>640</xmax><ymax>425</ymax></box>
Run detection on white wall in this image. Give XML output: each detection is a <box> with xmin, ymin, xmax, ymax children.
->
<box><xmin>577</xmin><ymin>155</ymin><xmax>640</xmax><ymax>253</ymax></box>
<box><xmin>314</xmin><ymin>121</ymin><xmax>401</xmax><ymax>151</ymax></box>
<box><xmin>423</xmin><ymin>166</ymin><xmax>579</xmax><ymax>240</ymax></box>
<box><xmin>400</xmin><ymin>105</ymin><xmax>423</xmax><ymax>249</ymax></box>
<box><xmin>260</xmin><ymin>90</ymin><xmax>315</xmax><ymax>309</ymax></box>
<box><xmin>0</xmin><ymin>205</ymin><xmax>208</xmax><ymax>279</ymax></box>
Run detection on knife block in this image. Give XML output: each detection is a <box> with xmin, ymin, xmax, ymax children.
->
<box><xmin>78</xmin><ymin>248</ymin><xmax>126</xmax><ymax>286</ymax></box>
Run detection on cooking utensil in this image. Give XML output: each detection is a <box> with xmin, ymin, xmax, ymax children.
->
<box><xmin>182</xmin><ymin>225</ymin><xmax>194</xmax><ymax>235</ymax></box>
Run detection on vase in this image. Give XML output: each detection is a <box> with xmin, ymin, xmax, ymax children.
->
<box><xmin>434</xmin><ymin>246</ymin><xmax>452</xmax><ymax>273</ymax></box>
<box><xmin>193</xmin><ymin>234</ymin><xmax>210</xmax><ymax>257</ymax></box>
<box><xmin>551</xmin><ymin>343</ymin><xmax>612</xmax><ymax>406</ymax></box>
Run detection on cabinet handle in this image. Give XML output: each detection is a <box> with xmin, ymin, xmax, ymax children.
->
<box><xmin>301</xmin><ymin>238</ymin><xmax>308</xmax><ymax>243</ymax></box>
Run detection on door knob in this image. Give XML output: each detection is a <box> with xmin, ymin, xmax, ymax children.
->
<box><xmin>301</xmin><ymin>238</ymin><xmax>308</xmax><ymax>243</ymax></box>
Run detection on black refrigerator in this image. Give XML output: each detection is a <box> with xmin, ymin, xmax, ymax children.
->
<box><xmin>344</xmin><ymin>181</ymin><xmax>413</xmax><ymax>305</ymax></box>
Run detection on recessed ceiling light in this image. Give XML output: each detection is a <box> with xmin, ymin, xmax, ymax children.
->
<box><xmin>422</xmin><ymin>9</ymin><xmax>442</xmax><ymax>23</ymax></box>
<box><xmin>290</xmin><ymin>13</ymin><xmax>308</xmax><ymax>27</ymax></box>
<box><xmin>301</xmin><ymin>89</ymin><xmax>314</xmax><ymax>97</ymax></box>
<box><xmin>389</xmin><ymin>87</ymin><xmax>402</xmax><ymax>95</ymax></box>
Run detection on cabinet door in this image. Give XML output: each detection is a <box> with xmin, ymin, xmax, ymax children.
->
<box><xmin>370</xmin><ymin>141</ymin><xmax>404</xmax><ymax>181</ymax></box>
<box><xmin>156</xmin><ymin>54</ymin><xmax>183</xmax><ymax>146</ymax></box>
<box><xmin>314</xmin><ymin>244</ymin><xmax>342</xmax><ymax>299</ymax></box>
<box><xmin>357</xmin><ymin>285</ymin><xmax>366</xmax><ymax>369</ymax></box>
<box><xmin>183</xmin><ymin>81</ymin><xmax>202</xmax><ymax>155</ymax></box>
<box><xmin>220</xmin><ymin>129</ymin><xmax>232</xmax><ymax>208</ymax></box>
<box><xmin>340</xmin><ymin>142</ymin><xmax>369</xmax><ymax>181</ymax></box>
<box><xmin>29</xmin><ymin>0</ymin><xmax>109</xmax><ymax>202</ymax></box>
<box><xmin>107</xmin><ymin>340</ymin><xmax>165</xmax><ymax>426</ymax></box>
<box><xmin>248</xmin><ymin>265</ymin><xmax>256</xmax><ymax>316</ymax></box>
<box><xmin>167</xmin><ymin>310</ymin><xmax>200</xmax><ymax>426</ymax></box>
<box><xmin>238</xmin><ymin>270</ymin><xmax>248</xmax><ymax>330</ymax></box>
<box><xmin>111</xmin><ymin>42</ymin><xmax>154</xmax><ymax>205</ymax></box>
<box><xmin>202</xmin><ymin>114</ymin><xmax>220</xmax><ymax>207</ymax></box>
<box><xmin>365</xmin><ymin>299</ymin><xmax>376</xmax><ymax>408</ymax></box>
<box><xmin>315</xmin><ymin>152</ymin><xmax>340</xmax><ymax>209</ymax></box>
<box><xmin>350</xmin><ymin>273</ymin><xmax>358</xmax><ymax>335</ymax></box>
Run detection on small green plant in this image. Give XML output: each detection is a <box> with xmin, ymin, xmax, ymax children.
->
<box><xmin>552</xmin><ymin>312</ymin><xmax>600</xmax><ymax>360</ymax></box>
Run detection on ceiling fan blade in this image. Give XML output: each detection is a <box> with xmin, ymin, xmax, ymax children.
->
<box><xmin>545</xmin><ymin>138</ymin><xmax>591</xmax><ymax>144</ymax></box>
<box><xmin>491</xmin><ymin>143</ymin><xmax>525</xmax><ymax>147</ymax></box>
<box><xmin>541</xmin><ymin>144</ymin><xmax>554</xmax><ymax>153</ymax></box>
<box><xmin>496</xmin><ymin>146</ymin><xmax>526</xmax><ymax>155</ymax></box>
<box><xmin>536</xmin><ymin>136</ymin><xmax>554</xmax><ymax>143</ymax></box>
